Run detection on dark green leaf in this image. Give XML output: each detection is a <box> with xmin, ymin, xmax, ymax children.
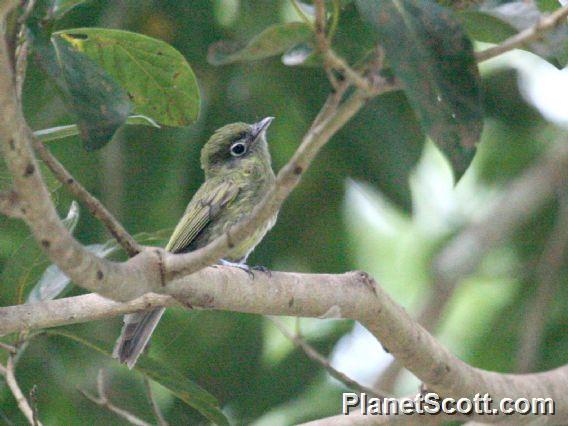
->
<box><xmin>459</xmin><ymin>10</ymin><xmax>518</xmax><ymax>44</ymax></box>
<box><xmin>355</xmin><ymin>0</ymin><xmax>483</xmax><ymax>180</ymax></box>
<box><xmin>136</xmin><ymin>357</ymin><xmax>229</xmax><ymax>426</ymax></box>
<box><xmin>208</xmin><ymin>22</ymin><xmax>313</xmax><ymax>65</ymax></box>
<box><xmin>29</xmin><ymin>24</ymin><xmax>131</xmax><ymax>150</ymax></box>
<box><xmin>47</xmin><ymin>330</ymin><xmax>229</xmax><ymax>426</ymax></box>
<box><xmin>53</xmin><ymin>37</ymin><xmax>132</xmax><ymax>150</ymax></box>
<box><xmin>51</xmin><ymin>0</ymin><xmax>88</xmax><ymax>19</ymax></box>
<box><xmin>54</xmin><ymin>28</ymin><xmax>200</xmax><ymax>127</ymax></box>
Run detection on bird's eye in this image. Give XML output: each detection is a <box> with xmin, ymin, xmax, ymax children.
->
<box><xmin>230</xmin><ymin>141</ymin><xmax>247</xmax><ymax>157</ymax></box>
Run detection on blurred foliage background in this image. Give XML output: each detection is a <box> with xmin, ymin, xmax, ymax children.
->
<box><xmin>1</xmin><ymin>0</ymin><xmax>567</xmax><ymax>424</ymax></box>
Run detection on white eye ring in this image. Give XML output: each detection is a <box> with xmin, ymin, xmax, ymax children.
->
<box><xmin>230</xmin><ymin>141</ymin><xmax>247</xmax><ymax>157</ymax></box>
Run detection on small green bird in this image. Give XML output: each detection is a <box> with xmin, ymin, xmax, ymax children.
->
<box><xmin>113</xmin><ymin>117</ymin><xmax>277</xmax><ymax>368</ymax></box>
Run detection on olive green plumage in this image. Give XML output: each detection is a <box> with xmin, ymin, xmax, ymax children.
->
<box><xmin>113</xmin><ymin>118</ymin><xmax>277</xmax><ymax>368</ymax></box>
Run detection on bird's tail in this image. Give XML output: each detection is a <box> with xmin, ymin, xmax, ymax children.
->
<box><xmin>112</xmin><ymin>308</ymin><xmax>165</xmax><ymax>369</ymax></box>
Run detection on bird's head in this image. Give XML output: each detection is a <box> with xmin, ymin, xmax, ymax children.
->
<box><xmin>200</xmin><ymin>117</ymin><xmax>274</xmax><ymax>177</ymax></box>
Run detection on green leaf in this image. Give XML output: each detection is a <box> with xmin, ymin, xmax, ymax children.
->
<box><xmin>33</xmin><ymin>115</ymin><xmax>160</xmax><ymax>143</ymax></box>
<box><xmin>459</xmin><ymin>10</ymin><xmax>518</xmax><ymax>44</ymax></box>
<box><xmin>47</xmin><ymin>330</ymin><xmax>230</xmax><ymax>426</ymax></box>
<box><xmin>355</xmin><ymin>0</ymin><xmax>483</xmax><ymax>180</ymax></box>
<box><xmin>136</xmin><ymin>357</ymin><xmax>229</xmax><ymax>426</ymax></box>
<box><xmin>54</xmin><ymin>37</ymin><xmax>132</xmax><ymax>150</ymax></box>
<box><xmin>51</xmin><ymin>0</ymin><xmax>88</xmax><ymax>19</ymax></box>
<box><xmin>29</xmin><ymin>24</ymin><xmax>132</xmax><ymax>150</ymax></box>
<box><xmin>208</xmin><ymin>22</ymin><xmax>313</xmax><ymax>65</ymax></box>
<box><xmin>53</xmin><ymin>28</ymin><xmax>200</xmax><ymax>127</ymax></box>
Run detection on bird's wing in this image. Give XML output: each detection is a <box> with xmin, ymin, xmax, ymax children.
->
<box><xmin>165</xmin><ymin>177</ymin><xmax>240</xmax><ymax>253</ymax></box>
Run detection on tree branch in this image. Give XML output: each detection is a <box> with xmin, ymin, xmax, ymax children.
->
<box><xmin>1</xmin><ymin>267</ymin><xmax>568</xmax><ymax>422</ymax></box>
<box><xmin>299</xmin><ymin>405</ymin><xmax>450</xmax><ymax>425</ymax></box>
<box><xmin>476</xmin><ymin>5</ymin><xmax>568</xmax><ymax>62</ymax></box>
<box><xmin>0</xmin><ymin>356</ymin><xmax>43</xmax><ymax>425</ymax></box>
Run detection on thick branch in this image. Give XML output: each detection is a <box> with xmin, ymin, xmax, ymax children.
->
<box><xmin>1</xmin><ymin>268</ymin><xmax>567</xmax><ymax>422</ymax></box>
<box><xmin>0</xmin><ymin>4</ymin><xmax>153</xmax><ymax>299</ymax></box>
<box><xmin>476</xmin><ymin>5</ymin><xmax>568</xmax><ymax>62</ymax></box>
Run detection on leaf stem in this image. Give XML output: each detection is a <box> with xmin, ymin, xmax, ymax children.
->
<box><xmin>328</xmin><ymin>0</ymin><xmax>340</xmax><ymax>41</ymax></box>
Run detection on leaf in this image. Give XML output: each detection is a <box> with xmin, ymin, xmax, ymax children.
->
<box><xmin>51</xmin><ymin>0</ymin><xmax>88</xmax><ymax>19</ymax></box>
<box><xmin>282</xmin><ymin>42</ymin><xmax>322</xmax><ymax>67</ymax></box>
<box><xmin>46</xmin><ymin>330</ymin><xmax>229</xmax><ymax>426</ymax></box>
<box><xmin>33</xmin><ymin>115</ymin><xmax>160</xmax><ymax>143</ymax></box>
<box><xmin>29</xmin><ymin>23</ymin><xmax>132</xmax><ymax>150</ymax></box>
<box><xmin>54</xmin><ymin>38</ymin><xmax>132</xmax><ymax>150</ymax></box>
<box><xmin>136</xmin><ymin>358</ymin><xmax>229</xmax><ymax>426</ymax></box>
<box><xmin>208</xmin><ymin>22</ymin><xmax>313</xmax><ymax>65</ymax></box>
<box><xmin>459</xmin><ymin>10</ymin><xmax>518</xmax><ymax>44</ymax></box>
<box><xmin>355</xmin><ymin>0</ymin><xmax>483</xmax><ymax>180</ymax></box>
<box><xmin>53</xmin><ymin>28</ymin><xmax>200</xmax><ymax>127</ymax></box>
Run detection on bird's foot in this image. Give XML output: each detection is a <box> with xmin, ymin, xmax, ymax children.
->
<box><xmin>218</xmin><ymin>259</ymin><xmax>254</xmax><ymax>279</ymax></box>
<box><xmin>252</xmin><ymin>265</ymin><xmax>272</xmax><ymax>277</ymax></box>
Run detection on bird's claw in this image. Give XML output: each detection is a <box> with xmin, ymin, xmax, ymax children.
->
<box><xmin>252</xmin><ymin>265</ymin><xmax>271</xmax><ymax>277</ymax></box>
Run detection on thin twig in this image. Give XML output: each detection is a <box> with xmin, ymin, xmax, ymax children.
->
<box><xmin>29</xmin><ymin>385</ymin><xmax>39</xmax><ymax>426</ymax></box>
<box><xmin>325</xmin><ymin>49</ymin><xmax>375</xmax><ymax>92</ymax></box>
<box><xmin>143</xmin><ymin>376</ymin><xmax>168</xmax><ymax>426</ymax></box>
<box><xmin>78</xmin><ymin>370</ymin><xmax>151</xmax><ymax>426</ymax></box>
<box><xmin>314</xmin><ymin>0</ymin><xmax>339</xmax><ymax>89</ymax></box>
<box><xmin>269</xmin><ymin>317</ymin><xmax>387</xmax><ymax>399</ymax></box>
<box><xmin>476</xmin><ymin>5</ymin><xmax>568</xmax><ymax>62</ymax></box>
<box><xmin>0</xmin><ymin>341</ymin><xmax>17</xmax><ymax>353</ymax></box>
<box><xmin>516</xmin><ymin>191</ymin><xmax>568</xmax><ymax>372</ymax></box>
<box><xmin>33</xmin><ymin>139</ymin><xmax>141</xmax><ymax>257</ymax></box>
<box><xmin>2</xmin><ymin>356</ymin><xmax>42</xmax><ymax>425</ymax></box>
<box><xmin>328</xmin><ymin>0</ymin><xmax>340</xmax><ymax>41</ymax></box>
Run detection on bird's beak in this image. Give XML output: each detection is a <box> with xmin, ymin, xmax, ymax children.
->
<box><xmin>251</xmin><ymin>117</ymin><xmax>274</xmax><ymax>141</ymax></box>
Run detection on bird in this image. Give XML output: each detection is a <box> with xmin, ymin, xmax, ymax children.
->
<box><xmin>113</xmin><ymin>117</ymin><xmax>277</xmax><ymax>368</ymax></box>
